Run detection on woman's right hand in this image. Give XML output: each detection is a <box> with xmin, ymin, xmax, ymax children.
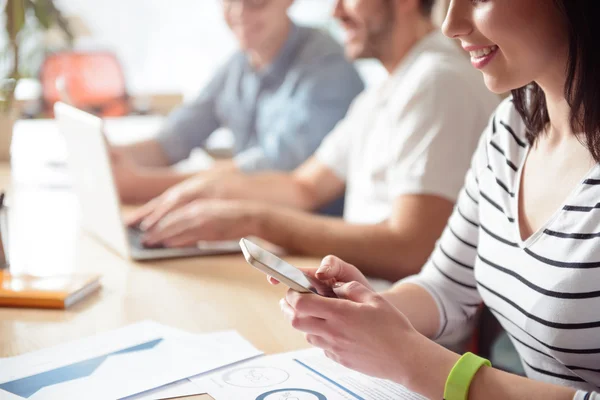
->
<box><xmin>268</xmin><ymin>255</ymin><xmax>373</xmax><ymax>292</ymax></box>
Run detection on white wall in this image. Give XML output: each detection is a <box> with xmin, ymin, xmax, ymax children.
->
<box><xmin>54</xmin><ymin>0</ymin><xmax>386</xmax><ymax>100</ymax></box>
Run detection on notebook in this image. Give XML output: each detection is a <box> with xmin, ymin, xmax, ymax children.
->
<box><xmin>0</xmin><ymin>271</ymin><xmax>101</xmax><ymax>309</ymax></box>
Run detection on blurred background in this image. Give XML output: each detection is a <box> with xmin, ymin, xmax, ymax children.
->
<box><xmin>0</xmin><ymin>0</ymin><xmax>524</xmax><ymax>378</ymax></box>
<box><xmin>0</xmin><ymin>0</ymin><xmax>392</xmax><ymax>108</ymax></box>
<box><xmin>0</xmin><ymin>0</ymin><xmax>451</xmax><ymax>181</ymax></box>
<box><xmin>54</xmin><ymin>0</ymin><xmax>389</xmax><ymax>96</ymax></box>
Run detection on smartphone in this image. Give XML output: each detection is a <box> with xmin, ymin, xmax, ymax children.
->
<box><xmin>239</xmin><ymin>238</ymin><xmax>337</xmax><ymax>298</ymax></box>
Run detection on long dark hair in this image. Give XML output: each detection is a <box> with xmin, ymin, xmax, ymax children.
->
<box><xmin>511</xmin><ymin>1</ymin><xmax>600</xmax><ymax>161</ymax></box>
<box><xmin>420</xmin><ymin>0</ymin><xmax>436</xmax><ymax>16</ymax></box>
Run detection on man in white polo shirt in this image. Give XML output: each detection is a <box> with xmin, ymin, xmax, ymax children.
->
<box><xmin>128</xmin><ymin>0</ymin><xmax>499</xmax><ymax>282</ymax></box>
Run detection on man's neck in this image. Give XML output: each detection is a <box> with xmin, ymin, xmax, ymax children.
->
<box><xmin>380</xmin><ymin>18</ymin><xmax>435</xmax><ymax>74</ymax></box>
<box><xmin>248</xmin><ymin>19</ymin><xmax>292</xmax><ymax>71</ymax></box>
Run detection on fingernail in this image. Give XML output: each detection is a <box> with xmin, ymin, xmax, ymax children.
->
<box><xmin>333</xmin><ymin>282</ymin><xmax>344</xmax><ymax>288</ymax></box>
<box><xmin>316</xmin><ymin>264</ymin><xmax>331</xmax><ymax>275</ymax></box>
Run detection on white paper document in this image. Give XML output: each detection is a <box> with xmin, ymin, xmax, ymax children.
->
<box><xmin>0</xmin><ymin>321</ymin><xmax>262</xmax><ymax>400</ymax></box>
<box><xmin>194</xmin><ymin>348</ymin><xmax>426</xmax><ymax>400</ymax></box>
<box><xmin>124</xmin><ymin>378</ymin><xmax>204</xmax><ymax>400</ymax></box>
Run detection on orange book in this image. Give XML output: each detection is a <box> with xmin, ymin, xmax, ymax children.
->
<box><xmin>0</xmin><ymin>271</ymin><xmax>101</xmax><ymax>309</ymax></box>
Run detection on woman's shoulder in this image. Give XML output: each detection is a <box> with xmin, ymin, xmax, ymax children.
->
<box><xmin>480</xmin><ymin>96</ymin><xmax>530</xmax><ymax>170</ymax></box>
<box><xmin>487</xmin><ymin>96</ymin><xmax>528</xmax><ymax>142</ymax></box>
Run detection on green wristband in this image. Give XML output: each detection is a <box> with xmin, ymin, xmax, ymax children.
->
<box><xmin>444</xmin><ymin>352</ymin><xmax>491</xmax><ymax>400</ymax></box>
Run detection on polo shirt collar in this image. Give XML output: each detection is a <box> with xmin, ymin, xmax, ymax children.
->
<box><xmin>247</xmin><ymin>21</ymin><xmax>301</xmax><ymax>80</ymax></box>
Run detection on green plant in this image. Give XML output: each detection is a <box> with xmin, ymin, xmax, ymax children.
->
<box><xmin>0</xmin><ymin>78</ymin><xmax>15</xmax><ymax>112</ymax></box>
<box><xmin>1</xmin><ymin>0</ymin><xmax>73</xmax><ymax>111</ymax></box>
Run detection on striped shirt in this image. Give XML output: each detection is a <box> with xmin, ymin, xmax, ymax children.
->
<box><xmin>403</xmin><ymin>98</ymin><xmax>600</xmax><ymax>398</ymax></box>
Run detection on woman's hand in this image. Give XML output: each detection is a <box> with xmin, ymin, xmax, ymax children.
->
<box><xmin>280</xmin><ymin>280</ymin><xmax>424</xmax><ymax>385</ymax></box>
<box><xmin>268</xmin><ymin>255</ymin><xmax>373</xmax><ymax>291</ymax></box>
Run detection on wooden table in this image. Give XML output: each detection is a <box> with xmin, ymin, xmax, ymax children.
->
<box><xmin>0</xmin><ymin>164</ymin><xmax>315</xmax><ymax>399</ymax></box>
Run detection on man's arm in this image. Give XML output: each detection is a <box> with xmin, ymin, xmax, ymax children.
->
<box><xmin>116</xmin><ymin>59</ymin><xmax>228</xmax><ymax>168</ymax></box>
<box><xmin>112</xmin><ymin>144</ymin><xmax>243</xmax><ymax>205</ymax></box>
<box><xmin>252</xmin><ymin>194</ymin><xmax>454</xmax><ymax>282</ymax></box>
<box><xmin>129</xmin><ymin>157</ymin><xmax>346</xmax><ymax>227</ymax></box>
<box><xmin>150</xmin><ymin>89</ymin><xmax>361</xmax><ymax>213</ymax></box>
<box><xmin>114</xmin><ymin>139</ymin><xmax>171</xmax><ymax>167</ymax></box>
<box><xmin>219</xmin><ymin>158</ymin><xmax>346</xmax><ymax>210</ymax></box>
<box><xmin>110</xmin><ymin>139</ymin><xmax>208</xmax><ymax>204</ymax></box>
<box><xmin>111</xmin><ymin>60</ymin><xmax>230</xmax><ymax>203</ymax></box>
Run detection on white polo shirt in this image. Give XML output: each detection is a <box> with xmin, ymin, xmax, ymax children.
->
<box><xmin>316</xmin><ymin>31</ymin><xmax>500</xmax><ymax>224</ymax></box>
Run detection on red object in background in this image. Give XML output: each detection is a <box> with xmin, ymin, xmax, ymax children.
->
<box><xmin>40</xmin><ymin>51</ymin><xmax>130</xmax><ymax>117</ymax></box>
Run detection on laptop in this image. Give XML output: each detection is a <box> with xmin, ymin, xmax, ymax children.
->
<box><xmin>54</xmin><ymin>102</ymin><xmax>240</xmax><ymax>261</ymax></box>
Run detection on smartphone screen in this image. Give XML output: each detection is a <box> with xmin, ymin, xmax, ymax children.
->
<box><xmin>241</xmin><ymin>239</ymin><xmax>337</xmax><ymax>298</ymax></box>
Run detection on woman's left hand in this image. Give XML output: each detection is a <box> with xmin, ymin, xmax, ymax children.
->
<box><xmin>281</xmin><ymin>281</ymin><xmax>424</xmax><ymax>385</ymax></box>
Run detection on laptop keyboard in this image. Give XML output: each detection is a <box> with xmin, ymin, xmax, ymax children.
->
<box><xmin>127</xmin><ymin>225</ymin><xmax>165</xmax><ymax>250</ymax></box>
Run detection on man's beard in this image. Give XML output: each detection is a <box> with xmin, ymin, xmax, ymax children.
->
<box><xmin>356</xmin><ymin>2</ymin><xmax>395</xmax><ymax>60</ymax></box>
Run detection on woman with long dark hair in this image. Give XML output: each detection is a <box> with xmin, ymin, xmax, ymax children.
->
<box><xmin>273</xmin><ymin>0</ymin><xmax>600</xmax><ymax>398</ymax></box>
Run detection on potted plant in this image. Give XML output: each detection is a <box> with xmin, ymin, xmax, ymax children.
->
<box><xmin>0</xmin><ymin>0</ymin><xmax>72</xmax><ymax>161</ymax></box>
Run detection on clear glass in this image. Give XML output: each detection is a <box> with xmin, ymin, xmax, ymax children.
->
<box><xmin>0</xmin><ymin>206</ymin><xmax>9</xmax><ymax>269</ymax></box>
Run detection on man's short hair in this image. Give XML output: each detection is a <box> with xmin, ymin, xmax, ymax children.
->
<box><xmin>419</xmin><ymin>0</ymin><xmax>436</xmax><ymax>17</ymax></box>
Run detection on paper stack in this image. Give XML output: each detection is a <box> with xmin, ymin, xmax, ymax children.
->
<box><xmin>0</xmin><ymin>321</ymin><xmax>262</xmax><ymax>400</ymax></box>
<box><xmin>193</xmin><ymin>348</ymin><xmax>426</xmax><ymax>400</ymax></box>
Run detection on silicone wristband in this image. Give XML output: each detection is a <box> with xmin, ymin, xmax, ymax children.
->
<box><xmin>444</xmin><ymin>352</ymin><xmax>491</xmax><ymax>400</ymax></box>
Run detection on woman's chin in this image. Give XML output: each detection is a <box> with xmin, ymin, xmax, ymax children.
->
<box><xmin>483</xmin><ymin>75</ymin><xmax>516</xmax><ymax>95</ymax></box>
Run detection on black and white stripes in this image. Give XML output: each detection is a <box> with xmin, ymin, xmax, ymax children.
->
<box><xmin>403</xmin><ymin>98</ymin><xmax>600</xmax><ymax>394</ymax></box>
